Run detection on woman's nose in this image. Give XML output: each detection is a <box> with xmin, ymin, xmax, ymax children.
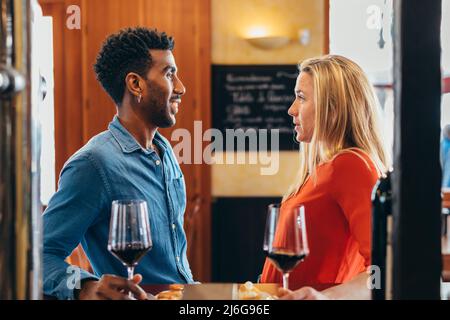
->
<box><xmin>287</xmin><ymin>101</ymin><xmax>298</xmax><ymax>118</ymax></box>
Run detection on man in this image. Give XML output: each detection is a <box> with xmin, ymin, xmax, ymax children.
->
<box><xmin>43</xmin><ymin>27</ymin><xmax>193</xmax><ymax>300</ymax></box>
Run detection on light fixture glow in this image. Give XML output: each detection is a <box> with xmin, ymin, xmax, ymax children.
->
<box><xmin>246</xmin><ymin>26</ymin><xmax>269</xmax><ymax>38</ymax></box>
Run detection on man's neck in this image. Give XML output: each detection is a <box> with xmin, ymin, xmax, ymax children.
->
<box><xmin>116</xmin><ymin>109</ymin><xmax>158</xmax><ymax>151</ymax></box>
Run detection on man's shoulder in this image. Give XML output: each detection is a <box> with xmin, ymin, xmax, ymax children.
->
<box><xmin>65</xmin><ymin>130</ymin><xmax>118</xmax><ymax>167</ymax></box>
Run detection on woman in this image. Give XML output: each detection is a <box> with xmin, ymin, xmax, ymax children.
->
<box><xmin>261</xmin><ymin>55</ymin><xmax>390</xmax><ymax>299</ymax></box>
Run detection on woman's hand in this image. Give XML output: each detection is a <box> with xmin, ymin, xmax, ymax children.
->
<box><xmin>277</xmin><ymin>273</ymin><xmax>371</xmax><ymax>300</ymax></box>
<box><xmin>278</xmin><ymin>287</ymin><xmax>330</xmax><ymax>300</ymax></box>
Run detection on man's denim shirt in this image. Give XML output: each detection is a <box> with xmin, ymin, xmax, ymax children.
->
<box><xmin>43</xmin><ymin>116</ymin><xmax>194</xmax><ymax>299</ymax></box>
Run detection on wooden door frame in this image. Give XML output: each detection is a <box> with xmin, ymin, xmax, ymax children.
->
<box><xmin>39</xmin><ymin>0</ymin><xmax>84</xmax><ymax>186</ymax></box>
<box><xmin>324</xmin><ymin>0</ymin><xmax>330</xmax><ymax>54</ymax></box>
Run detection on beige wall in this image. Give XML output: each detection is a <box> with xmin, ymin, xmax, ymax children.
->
<box><xmin>212</xmin><ymin>0</ymin><xmax>326</xmax><ymax>65</ymax></box>
<box><xmin>212</xmin><ymin>151</ymin><xmax>301</xmax><ymax>197</ymax></box>
<box><xmin>211</xmin><ymin>0</ymin><xmax>326</xmax><ymax>196</ymax></box>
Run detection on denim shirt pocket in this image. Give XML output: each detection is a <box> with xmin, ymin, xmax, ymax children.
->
<box><xmin>168</xmin><ymin>176</ymin><xmax>187</xmax><ymax>217</ymax></box>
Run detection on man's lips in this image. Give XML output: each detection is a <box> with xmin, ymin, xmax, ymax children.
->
<box><xmin>170</xmin><ymin>99</ymin><xmax>181</xmax><ymax>114</ymax></box>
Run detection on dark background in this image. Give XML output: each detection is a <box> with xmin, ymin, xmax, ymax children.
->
<box><xmin>212</xmin><ymin>197</ymin><xmax>280</xmax><ymax>283</ymax></box>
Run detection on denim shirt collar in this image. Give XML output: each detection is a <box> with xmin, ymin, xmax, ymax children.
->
<box><xmin>108</xmin><ymin>115</ymin><xmax>167</xmax><ymax>155</ymax></box>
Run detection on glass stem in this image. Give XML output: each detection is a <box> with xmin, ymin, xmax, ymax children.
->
<box><xmin>282</xmin><ymin>272</ymin><xmax>289</xmax><ymax>290</ymax></box>
<box><xmin>127</xmin><ymin>266</ymin><xmax>134</xmax><ymax>280</ymax></box>
<box><xmin>127</xmin><ymin>266</ymin><xmax>135</xmax><ymax>299</ymax></box>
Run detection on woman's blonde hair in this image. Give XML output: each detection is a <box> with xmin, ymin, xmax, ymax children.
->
<box><xmin>284</xmin><ymin>55</ymin><xmax>390</xmax><ymax>201</ymax></box>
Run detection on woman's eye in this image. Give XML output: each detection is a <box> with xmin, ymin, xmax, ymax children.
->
<box><xmin>166</xmin><ymin>72</ymin><xmax>174</xmax><ymax>79</ymax></box>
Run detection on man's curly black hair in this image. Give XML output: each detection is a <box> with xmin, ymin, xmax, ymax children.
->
<box><xmin>93</xmin><ymin>27</ymin><xmax>174</xmax><ymax>106</ymax></box>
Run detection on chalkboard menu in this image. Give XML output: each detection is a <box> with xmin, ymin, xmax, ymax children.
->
<box><xmin>212</xmin><ymin>65</ymin><xmax>298</xmax><ymax>151</ymax></box>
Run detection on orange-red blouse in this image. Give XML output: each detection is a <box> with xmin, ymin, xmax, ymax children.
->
<box><xmin>261</xmin><ymin>148</ymin><xmax>380</xmax><ymax>290</ymax></box>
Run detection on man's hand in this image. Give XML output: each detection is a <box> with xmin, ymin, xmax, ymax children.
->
<box><xmin>278</xmin><ymin>287</ymin><xmax>330</xmax><ymax>300</ymax></box>
<box><xmin>78</xmin><ymin>274</ymin><xmax>148</xmax><ymax>300</ymax></box>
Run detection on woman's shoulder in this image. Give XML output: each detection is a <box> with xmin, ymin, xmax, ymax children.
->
<box><xmin>327</xmin><ymin>148</ymin><xmax>379</xmax><ymax>178</ymax></box>
<box><xmin>332</xmin><ymin>148</ymin><xmax>373</xmax><ymax>165</ymax></box>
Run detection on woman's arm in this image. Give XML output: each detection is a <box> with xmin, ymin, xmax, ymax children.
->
<box><xmin>280</xmin><ymin>272</ymin><xmax>371</xmax><ymax>300</ymax></box>
<box><xmin>321</xmin><ymin>272</ymin><xmax>371</xmax><ymax>300</ymax></box>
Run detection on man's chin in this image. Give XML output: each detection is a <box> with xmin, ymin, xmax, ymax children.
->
<box><xmin>157</xmin><ymin>116</ymin><xmax>176</xmax><ymax>128</ymax></box>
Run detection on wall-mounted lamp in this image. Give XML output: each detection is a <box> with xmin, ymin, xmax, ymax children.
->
<box><xmin>242</xmin><ymin>26</ymin><xmax>311</xmax><ymax>50</ymax></box>
<box><xmin>243</xmin><ymin>26</ymin><xmax>290</xmax><ymax>50</ymax></box>
<box><xmin>245</xmin><ymin>35</ymin><xmax>291</xmax><ymax>50</ymax></box>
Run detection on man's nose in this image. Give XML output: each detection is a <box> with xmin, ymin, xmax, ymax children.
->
<box><xmin>174</xmin><ymin>76</ymin><xmax>186</xmax><ymax>96</ymax></box>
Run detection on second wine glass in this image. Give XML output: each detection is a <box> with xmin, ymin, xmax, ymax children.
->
<box><xmin>264</xmin><ymin>204</ymin><xmax>309</xmax><ymax>290</ymax></box>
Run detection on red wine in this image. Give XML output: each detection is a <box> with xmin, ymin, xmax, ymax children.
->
<box><xmin>268</xmin><ymin>250</ymin><xmax>306</xmax><ymax>273</ymax></box>
<box><xmin>110</xmin><ymin>244</ymin><xmax>152</xmax><ymax>266</ymax></box>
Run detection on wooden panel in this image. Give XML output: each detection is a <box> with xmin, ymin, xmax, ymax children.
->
<box><xmin>444</xmin><ymin>254</ymin><xmax>450</xmax><ymax>282</ymax></box>
<box><xmin>197</xmin><ymin>0</ymin><xmax>212</xmax><ymax>283</ymax></box>
<box><xmin>323</xmin><ymin>0</ymin><xmax>329</xmax><ymax>54</ymax></box>
<box><xmin>81</xmin><ymin>0</ymin><xmax>146</xmax><ymax>140</ymax></box>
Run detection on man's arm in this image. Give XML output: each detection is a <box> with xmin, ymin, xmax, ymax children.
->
<box><xmin>44</xmin><ymin>153</ymin><xmax>148</xmax><ymax>300</ymax></box>
<box><xmin>43</xmin><ymin>153</ymin><xmax>105</xmax><ymax>299</ymax></box>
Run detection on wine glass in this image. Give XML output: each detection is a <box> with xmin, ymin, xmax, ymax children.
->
<box><xmin>108</xmin><ymin>200</ymin><xmax>152</xmax><ymax>297</ymax></box>
<box><xmin>264</xmin><ymin>204</ymin><xmax>309</xmax><ymax>290</ymax></box>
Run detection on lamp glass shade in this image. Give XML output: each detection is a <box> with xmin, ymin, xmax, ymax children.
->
<box><xmin>245</xmin><ymin>36</ymin><xmax>290</xmax><ymax>49</ymax></box>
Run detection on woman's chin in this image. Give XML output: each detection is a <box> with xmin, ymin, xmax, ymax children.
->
<box><xmin>296</xmin><ymin>134</ymin><xmax>312</xmax><ymax>144</ymax></box>
<box><xmin>294</xmin><ymin>128</ymin><xmax>312</xmax><ymax>143</ymax></box>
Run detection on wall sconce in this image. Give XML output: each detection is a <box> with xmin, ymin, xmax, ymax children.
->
<box><xmin>245</xmin><ymin>36</ymin><xmax>291</xmax><ymax>50</ymax></box>
<box><xmin>242</xmin><ymin>26</ymin><xmax>311</xmax><ymax>50</ymax></box>
<box><xmin>243</xmin><ymin>26</ymin><xmax>290</xmax><ymax>50</ymax></box>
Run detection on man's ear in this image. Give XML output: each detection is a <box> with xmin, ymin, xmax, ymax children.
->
<box><xmin>125</xmin><ymin>72</ymin><xmax>143</xmax><ymax>97</ymax></box>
